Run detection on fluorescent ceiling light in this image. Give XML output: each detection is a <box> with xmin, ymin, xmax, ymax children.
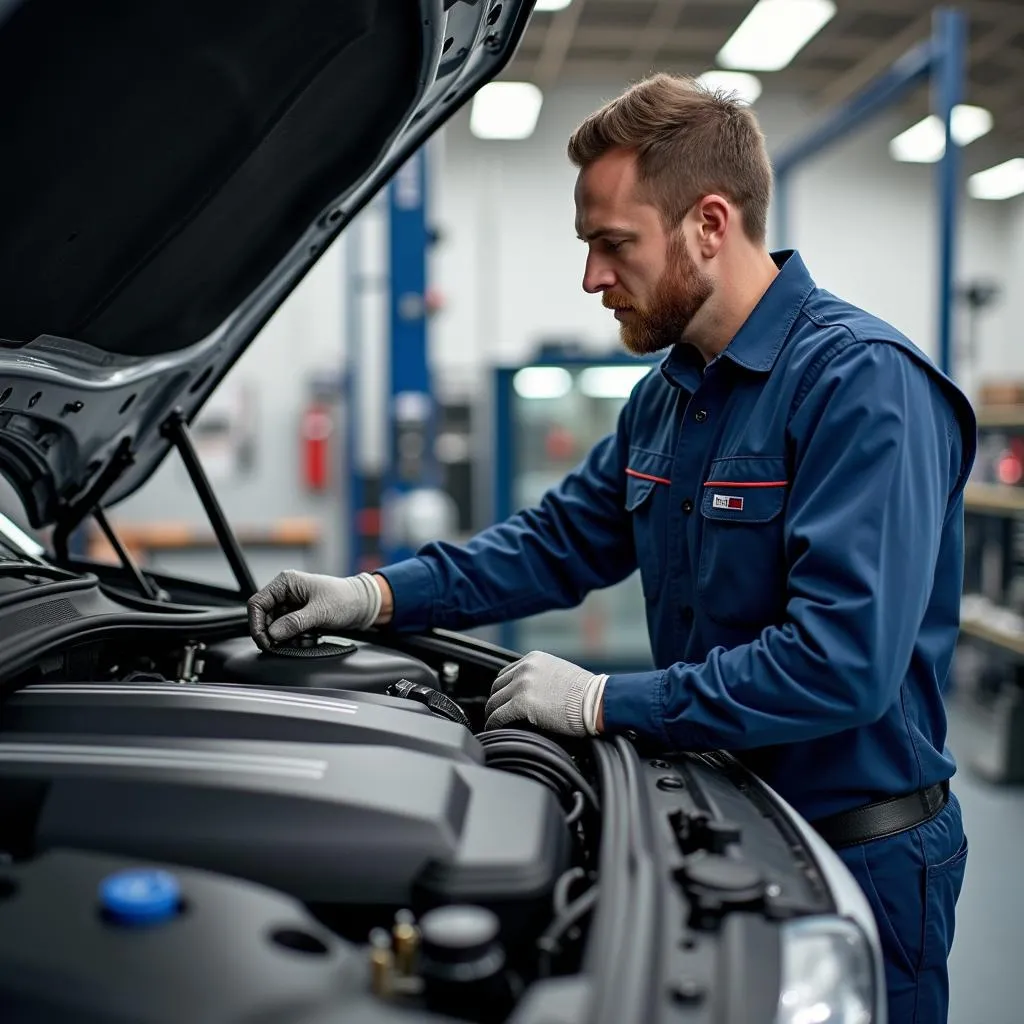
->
<box><xmin>578</xmin><ymin>366</ymin><xmax>650</xmax><ymax>400</ymax></box>
<box><xmin>534</xmin><ymin>0</ymin><xmax>573</xmax><ymax>9</ymax></box>
<box><xmin>968</xmin><ymin>158</ymin><xmax>1024</xmax><ymax>201</ymax></box>
<box><xmin>513</xmin><ymin>367</ymin><xmax>573</xmax><ymax>400</ymax></box>
<box><xmin>889</xmin><ymin>105</ymin><xmax>993</xmax><ymax>163</ymax></box>
<box><xmin>697</xmin><ymin>70</ymin><xmax>763</xmax><ymax>105</ymax></box>
<box><xmin>717</xmin><ymin>0</ymin><xmax>836</xmax><ymax>72</ymax></box>
<box><xmin>470</xmin><ymin>82</ymin><xmax>543</xmax><ymax>140</ymax></box>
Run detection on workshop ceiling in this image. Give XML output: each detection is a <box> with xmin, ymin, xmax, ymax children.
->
<box><xmin>504</xmin><ymin>0</ymin><xmax>1024</xmax><ymax>165</ymax></box>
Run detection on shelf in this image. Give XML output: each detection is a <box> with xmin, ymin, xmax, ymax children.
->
<box><xmin>964</xmin><ymin>483</ymin><xmax>1024</xmax><ymax>515</ymax></box>
<box><xmin>960</xmin><ymin>616</ymin><xmax>1024</xmax><ymax>658</ymax></box>
<box><xmin>977</xmin><ymin>406</ymin><xmax>1024</xmax><ymax>429</ymax></box>
<box><xmin>86</xmin><ymin>518</ymin><xmax>321</xmax><ymax>564</ymax></box>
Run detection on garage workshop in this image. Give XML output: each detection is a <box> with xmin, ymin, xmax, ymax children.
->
<box><xmin>0</xmin><ymin>1</ymin><xmax>1022</xmax><ymax>1022</ymax></box>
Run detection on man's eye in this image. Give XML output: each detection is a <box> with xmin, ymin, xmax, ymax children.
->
<box><xmin>605</xmin><ymin>240</ymin><xmax>624</xmax><ymax>253</ymax></box>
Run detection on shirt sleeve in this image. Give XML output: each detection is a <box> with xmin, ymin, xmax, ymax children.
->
<box><xmin>378</xmin><ymin>402</ymin><xmax>638</xmax><ymax>632</ymax></box>
<box><xmin>602</xmin><ymin>339</ymin><xmax>970</xmax><ymax>750</ymax></box>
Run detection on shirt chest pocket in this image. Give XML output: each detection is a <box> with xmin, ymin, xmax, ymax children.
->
<box><xmin>698</xmin><ymin>456</ymin><xmax>789</xmax><ymax>627</ymax></box>
<box><xmin>625</xmin><ymin>447</ymin><xmax>673</xmax><ymax>601</ymax></box>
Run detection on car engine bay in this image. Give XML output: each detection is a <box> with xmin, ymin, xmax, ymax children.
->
<box><xmin>0</xmin><ymin>562</ymin><xmax>850</xmax><ymax>1024</ymax></box>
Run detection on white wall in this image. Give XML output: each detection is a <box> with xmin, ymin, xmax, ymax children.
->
<box><xmin>994</xmin><ymin>195</ymin><xmax>1024</xmax><ymax>378</ymax></box>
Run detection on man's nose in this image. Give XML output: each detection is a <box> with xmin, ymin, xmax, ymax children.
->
<box><xmin>582</xmin><ymin>253</ymin><xmax>616</xmax><ymax>295</ymax></box>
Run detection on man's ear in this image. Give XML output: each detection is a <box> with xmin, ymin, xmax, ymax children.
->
<box><xmin>694</xmin><ymin>194</ymin><xmax>730</xmax><ymax>258</ymax></box>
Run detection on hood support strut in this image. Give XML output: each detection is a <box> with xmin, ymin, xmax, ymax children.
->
<box><xmin>161</xmin><ymin>409</ymin><xmax>258</xmax><ymax>600</ymax></box>
<box><xmin>52</xmin><ymin>438</ymin><xmax>135</xmax><ymax>563</ymax></box>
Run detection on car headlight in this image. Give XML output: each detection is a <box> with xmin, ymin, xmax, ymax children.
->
<box><xmin>777</xmin><ymin>917</ymin><xmax>878</xmax><ymax>1024</ymax></box>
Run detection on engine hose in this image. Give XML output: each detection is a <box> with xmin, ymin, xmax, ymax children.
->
<box><xmin>584</xmin><ymin>741</ymin><xmax>630</xmax><ymax>983</ymax></box>
<box><xmin>536</xmin><ymin>885</ymin><xmax>600</xmax><ymax>977</ymax></box>
<box><xmin>478</xmin><ymin>729</ymin><xmax>580</xmax><ymax>770</ymax></box>
<box><xmin>553</xmin><ymin>866</ymin><xmax>587</xmax><ymax>915</ymax></box>
<box><xmin>495</xmin><ymin>762</ymin><xmax>561</xmax><ymax>795</ymax></box>
<box><xmin>485</xmin><ymin>755</ymin><xmax>575</xmax><ymax>803</ymax></box>
<box><xmin>482</xmin><ymin>740</ymin><xmax>599</xmax><ymax>811</ymax></box>
<box><xmin>565</xmin><ymin>790</ymin><xmax>586</xmax><ymax>827</ymax></box>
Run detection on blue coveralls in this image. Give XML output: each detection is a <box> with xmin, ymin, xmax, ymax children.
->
<box><xmin>379</xmin><ymin>251</ymin><xmax>977</xmax><ymax>1022</ymax></box>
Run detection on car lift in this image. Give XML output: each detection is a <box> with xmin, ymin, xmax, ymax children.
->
<box><xmin>345</xmin><ymin>145</ymin><xmax>448</xmax><ymax>572</ymax></box>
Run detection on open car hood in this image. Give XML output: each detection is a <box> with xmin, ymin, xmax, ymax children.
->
<box><xmin>0</xmin><ymin>0</ymin><xmax>532</xmax><ymax>531</ymax></box>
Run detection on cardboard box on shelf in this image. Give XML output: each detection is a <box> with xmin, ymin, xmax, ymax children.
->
<box><xmin>979</xmin><ymin>382</ymin><xmax>1024</xmax><ymax>407</ymax></box>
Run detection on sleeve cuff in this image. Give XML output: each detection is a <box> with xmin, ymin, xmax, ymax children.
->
<box><xmin>601</xmin><ymin>670</ymin><xmax>671</xmax><ymax>746</ymax></box>
<box><xmin>375</xmin><ymin>557</ymin><xmax>441</xmax><ymax>631</ymax></box>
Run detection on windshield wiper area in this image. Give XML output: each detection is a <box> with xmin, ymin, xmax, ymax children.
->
<box><xmin>0</xmin><ymin>558</ymin><xmax>77</xmax><ymax>580</ymax></box>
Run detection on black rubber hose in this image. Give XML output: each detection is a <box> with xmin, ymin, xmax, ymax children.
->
<box><xmin>584</xmin><ymin>741</ymin><xmax>631</xmax><ymax>982</ymax></box>
<box><xmin>483</xmin><ymin>747</ymin><xmax>579</xmax><ymax>793</ymax></box>
<box><xmin>478</xmin><ymin>729</ymin><xmax>581</xmax><ymax>771</ymax></box>
<box><xmin>598</xmin><ymin>736</ymin><xmax>660</xmax><ymax>1024</ymax></box>
<box><xmin>485</xmin><ymin>755</ymin><xmax>575</xmax><ymax>805</ymax></box>
<box><xmin>481</xmin><ymin>740</ymin><xmax>599</xmax><ymax>811</ymax></box>
<box><xmin>493</xmin><ymin>762</ymin><xmax>558</xmax><ymax>796</ymax></box>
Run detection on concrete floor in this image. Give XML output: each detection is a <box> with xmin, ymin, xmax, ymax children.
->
<box><xmin>946</xmin><ymin>703</ymin><xmax>1024</xmax><ymax>1024</ymax></box>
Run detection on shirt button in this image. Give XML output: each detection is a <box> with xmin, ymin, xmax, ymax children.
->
<box><xmin>694</xmin><ymin>409</ymin><xmax>708</xmax><ymax>423</ymax></box>
<box><xmin>682</xmin><ymin>498</ymin><xmax>694</xmax><ymax>514</ymax></box>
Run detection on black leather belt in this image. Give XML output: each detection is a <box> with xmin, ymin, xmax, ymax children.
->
<box><xmin>810</xmin><ymin>780</ymin><xmax>949</xmax><ymax>850</ymax></box>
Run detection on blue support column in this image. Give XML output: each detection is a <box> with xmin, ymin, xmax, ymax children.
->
<box><xmin>933</xmin><ymin>7</ymin><xmax>967</xmax><ymax>378</ymax></box>
<box><xmin>771</xmin><ymin>6</ymin><xmax>965</xmax><ymax>378</ymax></box>
<box><xmin>381</xmin><ymin>147</ymin><xmax>438</xmax><ymax>563</ymax></box>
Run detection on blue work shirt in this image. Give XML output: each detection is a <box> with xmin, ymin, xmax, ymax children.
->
<box><xmin>380</xmin><ymin>251</ymin><xmax>977</xmax><ymax>821</ymax></box>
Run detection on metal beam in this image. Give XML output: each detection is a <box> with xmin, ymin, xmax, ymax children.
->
<box><xmin>934</xmin><ymin>7</ymin><xmax>966</xmax><ymax>380</ymax></box>
<box><xmin>568</xmin><ymin>25</ymin><xmax>887</xmax><ymax>61</ymax></box>
<box><xmin>816</xmin><ymin>12</ymin><xmax>933</xmax><ymax>109</ymax></box>
<box><xmin>571</xmin><ymin>25</ymin><xmax>723</xmax><ymax>53</ymax></box>
<box><xmin>533</xmin><ymin>0</ymin><xmax>586</xmax><ymax>89</ymax></box>
<box><xmin>773</xmin><ymin>38</ymin><xmax>934</xmax><ymax>178</ymax></box>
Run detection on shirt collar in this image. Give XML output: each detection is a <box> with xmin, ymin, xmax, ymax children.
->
<box><xmin>660</xmin><ymin>249</ymin><xmax>815</xmax><ymax>388</ymax></box>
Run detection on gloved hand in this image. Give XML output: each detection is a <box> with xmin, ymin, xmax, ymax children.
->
<box><xmin>484</xmin><ymin>650</ymin><xmax>608</xmax><ymax>736</ymax></box>
<box><xmin>247</xmin><ymin>570</ymin><xmax>385</xmax><ymax>650</ymax></box>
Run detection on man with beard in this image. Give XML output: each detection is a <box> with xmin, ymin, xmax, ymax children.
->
<box><xmin>248</xmin><ymin>74</ymin><xmax>975</xmax><ymax>1022</ymax></box>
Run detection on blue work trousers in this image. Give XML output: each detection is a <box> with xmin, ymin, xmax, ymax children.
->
<box><xmin>837</xmin><ymin>793</ymin><xmax>968</xmax><ymax>1024</ymax></box>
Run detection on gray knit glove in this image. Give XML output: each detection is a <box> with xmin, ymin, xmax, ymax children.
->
<box><xmin>484</xmin><ymin>651</ymin><xmax>608</xmax><ymax>736</ymax></box>
<box><xmin>248</xmin><ymin>570</ymin><xmax>383</xmax><ymax>650</ymax></box>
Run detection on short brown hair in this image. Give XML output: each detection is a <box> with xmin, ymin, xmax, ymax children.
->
<box><xmin>567</xmin><ymin>73</ymin><xmax>773</xmax><ymax>243</ymax></box>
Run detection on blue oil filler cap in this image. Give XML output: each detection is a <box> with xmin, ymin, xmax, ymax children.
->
<box><xmin>100</xmin><ymin>869</ymin><xmax>181</xmax><ymax>926</ymax></box>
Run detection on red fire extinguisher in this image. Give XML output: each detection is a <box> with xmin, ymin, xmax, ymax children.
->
<box><xmin>300</xmin><ymin>401</ymin><xmax>333</xmax><ymax>492</ymax></box>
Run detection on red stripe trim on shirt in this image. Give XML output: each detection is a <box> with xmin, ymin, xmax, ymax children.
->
<box><xmin>626</xmin><ymin>468</ymin><xmax>672</xmax><ymax>486</ymax></box>
<box><xmin>703</xmin><ymin>479</ymin><xmax>789</xmax><ymax>488</ymax></box>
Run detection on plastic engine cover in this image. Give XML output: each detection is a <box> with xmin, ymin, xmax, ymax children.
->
<box><xmin>0</xmin><ymin>737</ymin><xmax>570</xmax><ymax>943</ymax></box>
<box><xmin>0</xmin><ymin>848</ymin><xmax>459</xmax><ymax>1024</ymax></box>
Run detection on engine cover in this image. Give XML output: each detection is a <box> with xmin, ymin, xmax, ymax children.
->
<box><xmin>0</xmin><ymin>735</ymin><xmax>570</xmax><ymax>941</ymax></box>
<box><xmin>3</xmin><ymin>682</ymin><xmax>484</xmax><ymax>764</ymax></box>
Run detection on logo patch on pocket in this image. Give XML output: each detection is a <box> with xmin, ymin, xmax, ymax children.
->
<box><xmin>712</xmin><ymin>494</ymin><xmax>744</xmax><ymax>511</ymax></box>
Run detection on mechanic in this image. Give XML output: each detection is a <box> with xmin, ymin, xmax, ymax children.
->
<box><xmin>249</xmin><ymin>74</ymin><xmax>975</xmax><ymax>1023</ymax></box>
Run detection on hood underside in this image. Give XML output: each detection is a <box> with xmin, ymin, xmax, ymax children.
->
<box><xmin>0</xmin><ymin>0</ymin><xmax>532</xmax><ymax>529</ymax></box>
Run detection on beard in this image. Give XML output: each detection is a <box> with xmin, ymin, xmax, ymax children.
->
<box><xmin>603</xmin><ymin>240</ymin><xmax>714</xmax><ymax>356</ymax></box>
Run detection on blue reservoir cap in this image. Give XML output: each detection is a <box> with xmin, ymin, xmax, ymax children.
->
<box><xmin>100</xmin><ymin>869</ymin><xmax>181</xmax><ymax>925</ymax></box>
